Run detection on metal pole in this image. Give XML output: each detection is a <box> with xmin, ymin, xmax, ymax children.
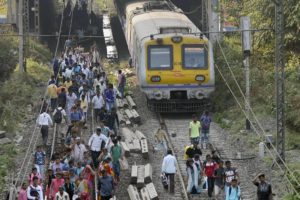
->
<box><xmin>241</xmin><ymin>16</ymin><xmax>251</xmax><ymax>130</ymax></box>
<box><xmin>18</xmin><ymin>0</ymin><xmax>24</xmax><ymax>73</ymax></box>
<box><xmin>275</xmin><ymin>0</ymin><xmax>285</xmax><ymax>162</ymax></box>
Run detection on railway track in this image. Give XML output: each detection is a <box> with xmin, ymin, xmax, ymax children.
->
<box><xmin>157</xmin><ymin>113</ymin><xmax>259</xmax><ymax>200</ymax></box>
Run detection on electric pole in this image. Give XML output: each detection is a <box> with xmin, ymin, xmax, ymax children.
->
<box><xmin>18</xmin><ymin>0</ymin><xmax>24</xmax><ymax>73</ymax></box>
<box><xmin>241</xmin><ymin>16</ymin><xmax>251</xmax><ymax>130</ymax></box>
<box><xmin>274</xmin><ymin>0</ymin><xmax>285</xmax><ymax>162</ymax></box>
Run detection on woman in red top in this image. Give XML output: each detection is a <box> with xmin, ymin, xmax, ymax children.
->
<box><xmin>203</xmin><ymin>154</ymin><xmax>217</xmax><ymax>198</ymax></box>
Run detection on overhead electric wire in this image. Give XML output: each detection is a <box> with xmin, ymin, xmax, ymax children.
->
<box><xmin>216</xmin><ymin>39</ymin><xmax>300</xmax><ymax>196</ymax></box>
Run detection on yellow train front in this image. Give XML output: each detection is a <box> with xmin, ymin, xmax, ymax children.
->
<box><xmin>122</xmin><ymin>1</ymin><xmax>215</xmax><ymax>112</ymax></box>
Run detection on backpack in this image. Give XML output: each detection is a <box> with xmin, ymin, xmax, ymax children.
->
<box><xmin>28</xmin><ymin>186</ymin><xmax>39</xmax><ymax>199</ymax></box>
<box><xmin>53</xmin><ymin>108</ymin><xmax>63</xmax><ymax>123</ymax></box>
<box><xmin>229</xmin><ymin>186</ymin><xmax>241</xmax><ymax>200</ymax></box>
<box><xmin>120</xmin><ymin>74</ymin><xmax>126</xmax><ymax>86</ymax></box>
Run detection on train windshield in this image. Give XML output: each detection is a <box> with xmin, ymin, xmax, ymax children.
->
<box><xmin>182</xmin><ymin>45</ymin><xmax>208</xmax><ymax>69</ymax></box>
<box><xmin>148</xmin><ymin>46</ymin><xmax>172</xmax><ymax>69</ymax></box>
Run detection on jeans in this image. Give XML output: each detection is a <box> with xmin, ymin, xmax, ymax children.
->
<box><xmin>165</xmin><ymin>173</ymin><xmax>175</xmax><ymax>193</ymax></box>
<box><xmin>112</xmin><ymin>161</ymin><xmax>120</xmax><ymax>177</ymax></box>
<box><xmin>201</xmin><ymin>130</ymin><xmax>209</xmax><ymax>143</ymax></box>
<box><xmin>35</xmin><ymin>164</ymin><xmax>45</xmax><ymax>180</ymax></box>
<box><xmin>106</xmin><ymin>102</ymin><xmax>114</xmax><ymax>112</ymax></box>
<box><xmin>155</xmin><ymin>141</ymin><xmax>167</xmax><ymax>155</ymax></box>
<box><xmin>118</xmin><ymin>86</ymin><xmax>124</xmax><ymax>99</ymax></box>
<box><xmin>50</xmin><ymin>98</ymin><xmax>57</xmax><ymax>110</ymax></box>
<box><xmin>190</xmin><ymin>137</ymin><xmax>200</xmax><ymax>144</ymax></box>
<box><xmin>207</xmin><ymin>177</ymin><xmax>214</xmax><ymax>197</ymax></box>
<box><xmin>94</xmin><ymin>109</ymin><xmax>101</xmax><ymax>122</ymax></box>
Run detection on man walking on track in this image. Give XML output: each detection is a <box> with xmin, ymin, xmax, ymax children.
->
<box><xmin>36</xmin><ymin>109</ymin><xmax>53</xmax><ymax>146</ymax></box>
<box><xmin>161</xmin><ymin>149</ymin><xmax>177</xmax><ymax>194</ymax></box>
<box><xmin>252</xmin><ymin>173</ymin><xmax>273</xmax><ymax>200</ymax></box>
<box><xmin>200</xmin><ymin>111</ymin><xmax>212</xmax><ymax>147</ymax></box>
<box><xmin>88</xmin><ymin>127</ymin><xmax>108</xmax><ymax>168</ymax></box>
<box><xmin>189</xmin><ymin>114</ymin><xmax>201</xmax><ymax>146</ymax></box>
<box><xmin>117</xmin><ymin>70</ymin><xmax>126</xmax><ymax>99</ymax></box>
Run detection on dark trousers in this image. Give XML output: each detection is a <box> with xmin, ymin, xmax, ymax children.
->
<box><xmin>91</xmin><ymin>150</ymin><xmax>101</xmax><ymax>168</ymax></box>
<box><xmin>101</xmin><ymin>195</ymin><xmax>112</xmax><ymax>200</ymax></box>
<box><xmin>50</xmin><ymin>98</ymin><xmax>57</xmax><ymax>110</ymax></box>
<box><xmin>94</xmin><ymin>109</ymin><xmax>101</xmax><ymax>122</ymax></box>
<box><xmin>207</xmin><ymin>177</ymin><xmax>214</xmax><ymax>197</ymax></box>
<box><xmin>41</xmin><ymin>125</ymin><xmax>49</xmax><ymax>145</ymax></box>
<box><xmin>165</xmin><ymin>173</ymin><xmax>175</xmax><ymax>193</ymax></box>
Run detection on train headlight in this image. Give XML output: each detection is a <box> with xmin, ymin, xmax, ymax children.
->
<box><xmin>151</xmin><ymin>76</ymin><xmax>161</xmax><ymax>82</ymax></box>
<box><xmin>195</xmin><ymin>91</ymin><xmax>204</xmax><ymax>99</ymax></box>
<box><xmin>195</xmin><ymin>75</ymin><xmax>205</xmax><ymax>82</ymax></box>
<box><xmin>171</xmin><ymin>36</ymin><xmax>183</xmax><ymax>43</ymax></box>
<box><xmin>154</xmin><ymin>91</ymin><xmax>163</xmax><ymax>100</ymax></box>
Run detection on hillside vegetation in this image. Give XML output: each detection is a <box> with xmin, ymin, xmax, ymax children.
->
<box><xmin>211</xmin><ymin>0</ymin><xmax>300</xmax><ymax>199</ymax></box>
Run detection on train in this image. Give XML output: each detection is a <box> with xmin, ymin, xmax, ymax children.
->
<box><xmin>115</xmin><ymin>0</ymin><xmax>215</xmax><ymax>112</ymax></box>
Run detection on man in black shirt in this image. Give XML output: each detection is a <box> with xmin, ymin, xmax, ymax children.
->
<box><xmin>186</xmin><ymin>142</ymin><xmax>202</xmax><ymax>159</ymax></box>
<box><xmin>252</xmin><ymin>173</ymin><xmax>273</xmax><ymax>200</ymax></box>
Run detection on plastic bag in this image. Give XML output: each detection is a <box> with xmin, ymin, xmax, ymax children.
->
<box><xmin>119</xmin><ymin>157</ymin><xmax>129</xmax><ymax>170</ymax></box>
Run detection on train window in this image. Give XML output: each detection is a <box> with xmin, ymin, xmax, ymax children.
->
<box><xmin>182</xmin><ymin>45</ymin><xmax>208</xmax><ymax>69</ymax></box>
<box><xmin>148</xmin><ymin>46</ymin><xmax>173</xmax><ymax>70</ymax></box>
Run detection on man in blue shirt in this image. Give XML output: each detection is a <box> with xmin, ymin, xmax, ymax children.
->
<box><xmin>34</xmin><ymin>145</ymin><xmax>46</xmax><ymax>180</ymax></box>
<box><xmin>98</xmin><ymin>169</ymin><xmax>114</xmax><ymax>200</ymax></box>
<box><xmin>225</xmin><ymin>179</ymin><xmax>241</xmax><ymax>200</ymax></box>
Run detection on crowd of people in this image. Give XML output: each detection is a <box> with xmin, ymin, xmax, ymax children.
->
<box><xmin>161</xmin><ymin>112</ymin><xmax>273</xmax><ymax>200</ymax></box>
<box><xmin>19</xmin><ymin>42</ymin><xmax>126</xmax><ymax>200</ymax></box>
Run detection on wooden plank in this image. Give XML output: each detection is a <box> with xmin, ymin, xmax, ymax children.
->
<box><xmin>130</xmin><ymin>165</ymin><xmax>138</xmax><ymax>184</ymax></box>
<box><xmin>144</xmin><ymin>163</ymin><xmax>152</xmax><ymax>184</ymax></box>
<box><xmin>120</xmin><ymin>141</ymin><xmax>130</xmax><ymax>157</ymax></box>
<box><xmin>122</xmin><ymin>98</ymin><xmax>129</xmax><ymax>108</ymax></box>
<box><xmin>131</xmin><ymin>109</ymin><xmax>141</xmax><ymax>124</ymax></box>
<box><xmin>135</xmin><ymin>130</ymin><xmax>146</xmax><ymax>140</ymax></box>
<box><xmin>137</xmin><ymin>165</ymin><xmax>145</xmax><ymax>189</ymax></box>
<box><xmin>121</xmin><ymin>127</ymin><xmax>137</xmax><ymax>141</ymax></box>
<box><xmin>116</xmin><ymin>110</ymin><xmax>126</xmax><ymax>125</ymax></box>
<box><xmin>132</xmin><ymin>139</ymin><xmax>141</xmax><ymax>153</ymax></box>
<box><xmin>125</xmin><ymin>109</ymin><xmax>134</xmax><ymax>121</ymax></box>
<box><xmin>145</xmin><ymin>183</ymin><xmax>159</xmax><ymax>200</ymax></box>
<box><xmin>116</xmin><ymin>99</ymin><xmax>123</xmax><ymax>108</ymax></box>
<box><xmin>140</xmin><ymin>187</ymin><xmax>151</xmax><ymax>200</ymax></box>
<box><xmin>141</xmin><ymin>139</ymin><xmax>149</xmax><ymax>159</ymax></box>
<box><xmin>125</xmin><ymin>140</ymin><xmax>135</xmax><ymax>152</ymax></box>
<box><xmin>127</xmin><ymin>185</ymin><xmax>141</xmax><ymax>200</ymax></box>
<box><xmin>126</xmin><ymin>95</ymin><xmax>137</xmax><ymax>109</ymax></box>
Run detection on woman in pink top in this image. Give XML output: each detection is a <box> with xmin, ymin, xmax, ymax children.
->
<box><xmin>49</xmin><ymin>172</ymin><xmax>65</xmax><ymax>200</ymax></box>
<box><xmin>28</xmin><ymin>167</ymin><xmax>42</xmax><ymax>186</ymax></box>
<box><xmin>18</xmin><ymin>183</ymin><xmax>27</xmax><ymax>200</ymax></box>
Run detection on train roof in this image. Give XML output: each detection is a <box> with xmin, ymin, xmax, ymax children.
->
<box><xmin>126</xmin><ymin>1</ymin><xmax>200</xmax><ymax>41</ymax></box>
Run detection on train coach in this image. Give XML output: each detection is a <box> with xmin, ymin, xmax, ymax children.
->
<box><xmin>116</xmin><ymin>0</ymin><xmax>215</xmax><ymax>112</ymax></box>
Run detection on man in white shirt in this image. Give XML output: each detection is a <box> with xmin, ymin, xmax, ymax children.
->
<box><xmin>53</xmin><ymin>104</ymin><xmax>68</xmax><ymax>137</ymax></box>
<box><xmin>71</xmin><ymin>137</ymin><xmax>87</xmax><ymax>163</ymax></box>
<box><xmin>161</xmin><ymin>149</ymin><xmax>177</xmax><ymax>193</ymax></box>
<box><xmin>55</xmin><ymin>186</ymin><xmax>70</xmax><ymax>200</ymax></box>
<box><xmin>81</xmin><ymin>65</ymin><xmax>90</xmax><ymax>78</ymax></box>
<box><xmin>92</xmin><ymin>91</ymin><xmax>105</xmax><ymax>122</ymax></box>
<box><xmin>36</xmin><ymin>110</ymin><xmax>53</xmax><ymax>146</ymax></box>
<box><xmin>88</xmin><ymin>127</ymin><xmax>108</xmax><ymax>168</ymax></box>
<box><xmin>64</xmin><ymin>66</ymin><xmax>73</xmax><ymax>79</ymax></box>
<box><xmin>27</xmin><ymin>176</ymin><xmax>43</xmax><ymax>200</ymax></box>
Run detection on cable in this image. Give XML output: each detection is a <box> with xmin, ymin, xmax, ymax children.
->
<box><xmin>215</xmin><ymin>64</ymin><xmax>300</xmax><ymax>197</ymax></box>
<box><xmin>216</xmin><ymin>39</ymin><xmax>300</xmax><ymax>194</ymax></box>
